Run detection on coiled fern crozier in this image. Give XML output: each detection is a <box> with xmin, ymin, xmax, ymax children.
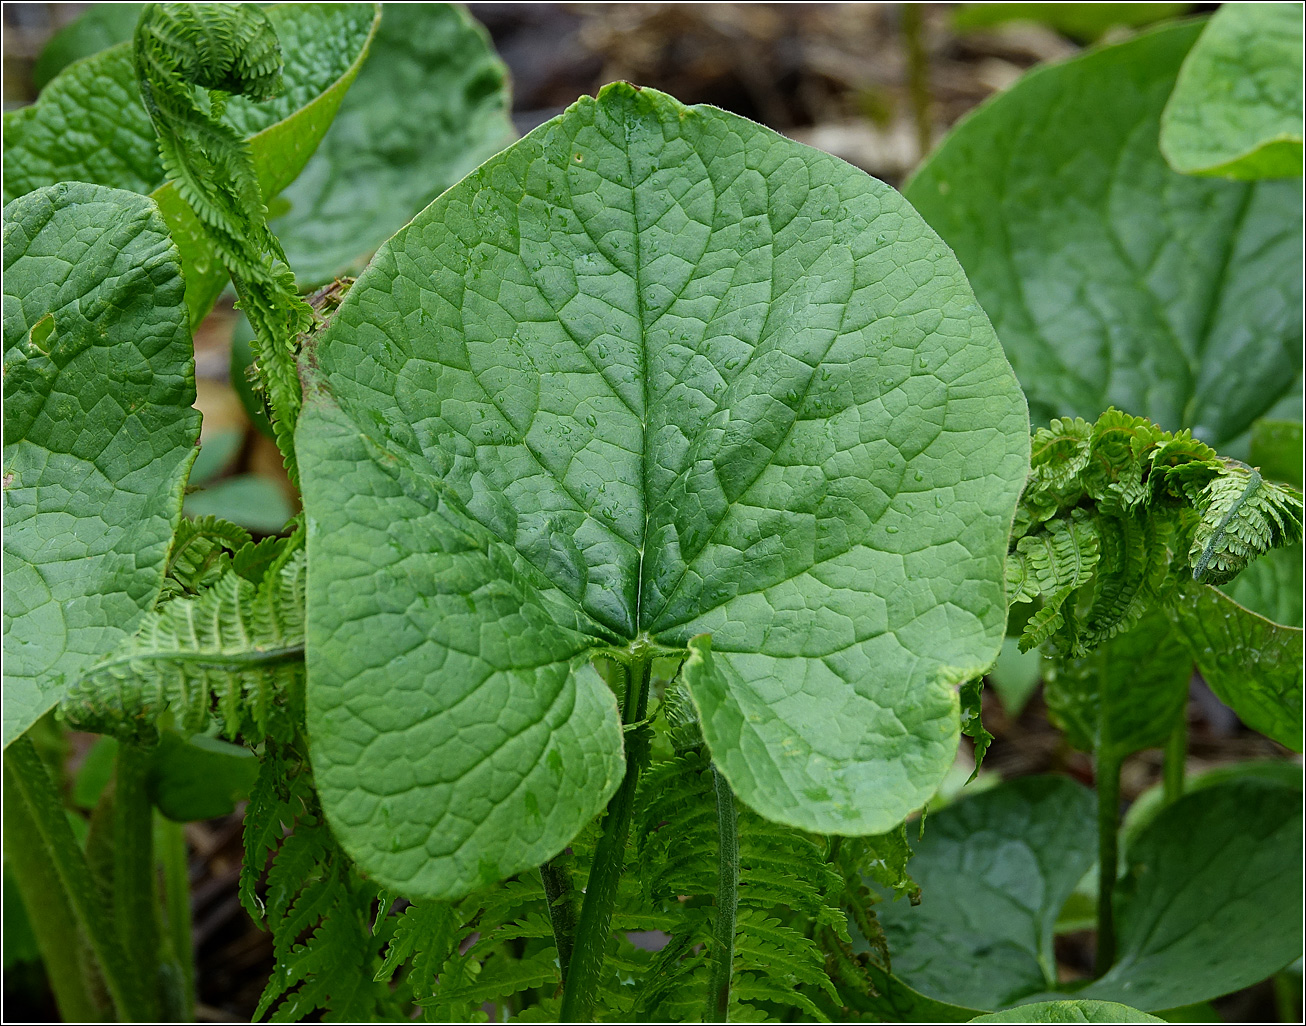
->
<box><xmin>134</xmin><ymin>2</ymin><xmax>313</xmax><ymax>481</ymax></box>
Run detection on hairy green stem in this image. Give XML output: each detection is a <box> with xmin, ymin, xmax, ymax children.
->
<box><xmin>706</xmin><ymin>764</ymin><xmax>740</xmax><ymax>1023</ymax></box>
<box><xmin>541</xmin><ymin>855</ymin><xmax>579</xmax><ymax>984</ymax></box>
<box><xmin>3</xmin><ymin>754</ymin><xmax>107</xmax><ymax>1021</ymax></box>
<box><xmin>561</xmin><ymin>653</ymin><xmax>654</xmax><ymax>1022</ymax></box>
<box><xmin>159</xmin><ymin>816</ymin><xmax>196</xmax><ymax>1020</ymax></box>
<box><xmin>1094</xmin><ymin>748</ymin><xmax>1123</xmax><ymax>974</ymax></box>
<box><xmin>3</xmin><ymin>736</ymin><xmax>151</xmax><ymax>1021</ymax></box>
<box><xmin>901</xmin><ymin>3</ymin><xmax>932</xmax><ymax>160</ymax></box>
<box><xmin>1163</xmin><ymin>715</ymin><xmax>1187</xmax><ymax>804</ymax></box>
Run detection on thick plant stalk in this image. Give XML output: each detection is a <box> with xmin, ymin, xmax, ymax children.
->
<box><xmin>159</xmin><ymin>816</ymin><xmax>196</xmax><ymax>1020</ymax></box>
<box><xmin>114</xmin><ymin>743</ymin><xmax>161</xmax><ymax>1019</ymax></box>
<box><xmin>2</xmin><ymin>757</ymin><xmax>107</xmax><ymax>1021</ymax></box>
<box><xmin>706</xmin><ymin>764</ymin><xmax>741</xmax><ymax>1022</ymax></box>
<box><xmin>3</xmin><ymin>736</ymin><xmax>152</xmax><ymax>1020</ymax></box>
<box><xmin>1094</xmin><ymin>748</ymin><xmax>1123</xmax><ymax>974</ymax></box>
<box><xmin>561</xmin><ymin>653</ymin><xmax>654</xmax><ymax>1022</ymax></box>
<box><xmin>1163</xmin><ymin>715</ymin><xmax>1187</xmax><ymax>804</ymax></box>
<box><xmin>541</xmin><ymin>855</ymin><xmax>579</xmax><ymax>984</ymax></box>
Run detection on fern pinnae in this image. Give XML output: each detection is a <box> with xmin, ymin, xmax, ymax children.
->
<box><xmin>61</xmin><ymin>548</ymin><xmax>306</xmax><ymax>743</ymax></box>
<box><xmin>134</xmin><ymin>2</ymin><xmax>314</xmax><ymax>481</ymax></box>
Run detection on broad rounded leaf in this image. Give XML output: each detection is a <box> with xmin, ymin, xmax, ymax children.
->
<box><xmin>1160</xmin><ymin>3</ymin><xmax>1304</xmax><ymax>179</ymax></box>
<box><xmin>298</xmin><ymin>83</ymin><xmax>1028</xmax><ymax>897</ymax></box>
<box><xmin>905</xmin><ymin>21</ymin><xmax>1302</xmax><ymax>447</ymax></box>
<box><xmin>1080</xmin><ymin>778</ymin><xmax>1303</xmax><ymax>1009</ymax></box>
<box><xmin>31</xmin><ymin>2</ymin><xmax>145</xmax><ymax>92</ymax></box>
<box><xmin>2</xmin><ymin>3</ymin><xmax>381</xmax><ymax>325</ymax></box>
<box><xmin>970</xmin><ymin>1000</ymin><xmax>1164</xmax><ymax>1023</ymax></box>
<box><xmin>874</xmin><ymin>776</ymin><xmax>1097</xmax><ymax>1011</ymax></box>
<box><xmin>2</xmin><ymin>183</ymin><xmax>200</xmax><ymax>747</ymax></box>
<box><xmin>1218</xmin><ymin>544</ymin><xmax>1303</xmax><ymax>627</ymax></box>
<box><xmin>952</xmin><ymin>4</ymin><xmax>1189</xmax><ymax>44</ymax></box>
<box><xmin>272</xmin><ymin>3</ymin><xmax>515</xmax><ymax>285</ymax></box>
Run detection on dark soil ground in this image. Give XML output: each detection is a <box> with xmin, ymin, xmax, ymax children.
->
<box><xmin>2</xmin><ymin>4</ymin><xmax>1297</xmax><ymax>1023</ymax></box>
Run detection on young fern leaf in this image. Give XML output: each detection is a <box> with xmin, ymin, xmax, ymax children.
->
<box><xmin>59</xmin><ymin>543</ymin><xmax>306</xmax><ymax>744</ymax></box>
<box><xmin>1189</xmin><ymin>461</ymin><xmax>1305</xmax><ymax>584</ymax></box>
<box><xmin>1009</xmin><ymin>409</ymin><xmax>1304</xmax><ymax>655</ymax></box>
<box><xmin>134</xmin><ymin>2</ymin><xmax>313</xmax><ymax>481</ymax></box>
<box><xmin>161</xmin><ymin>515</ymin><xmax>252</xmax><ymax>598</ymax></box>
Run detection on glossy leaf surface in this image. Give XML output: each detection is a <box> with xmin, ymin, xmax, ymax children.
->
<box><xmin>297</xmin><ymin>83</ymin><xmax>1029</xmax><ymax>897</ymax></box>
<box><xmin>906</xmin><ymin>22</ymin><xmax>1302</xmax><ymax>447</ymax></box>
<box><xmin>1160</xmin><ymin>2</ymin><xmax>1304</xmax><ymax>179</ymax></box>
<box><xmin>2</xmin><ymin>183</ymin><xmax>200</xmax><ymax>746</ymax></box>
<box><xmin>1171</xmin><ymin>580</ymin><xmax>1303</xmax><ymax>750</ymax></box>
<box><xmin>1081</xmin><ymin>778</ymin><xmax>1303</xmax><ymax>1008</ymax></box>
<box><xmin>874</xmin><ymin>775</ymin><xmax>1097</xmax><ymax>1010</ymax></box>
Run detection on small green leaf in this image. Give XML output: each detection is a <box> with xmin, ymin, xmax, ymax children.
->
<box><xmin>873</xmin><ymin>776</ymin><xmax>1098</xmax><ymax>1011</ymax></box>
<box><xmin>1170</xmin><ymin>580</ymin><xmax>1303</xmax><ymax>750</ymax></box>
<box><xmin>906</xmin><ymin>22</ymin><xmax>1302</xmax><ymax>447</ymax></box>
<box><xmin>183</xmin><ymin>474</ymin><xmax>296</xmax><ymax>535</ymax></box>
<box><xmin>298</xmin><ymin>82</ymin><xmax>1029</xmax><ymax>897</ymax></box>
<box><xmin>3</xmin><ymin>3</ymin><xmax>381</xmax><ymax>325</ymax></box>
<box><xmin>1080</xmin><ymin>778</ymin><xmax>1302</xmax><ymax>1009</ymax></box>
<box><xmin>1160</xmin><ymin>3</ymin><xmax>1304</xmax><ymax>179</ymax></box>
<box><xmin>969</xmin><ymin>1000</ymin><xmax>1164</xmax><ymax>1023</ymax></box>
<box><xmin>272</xmin><ymin>3</ymin><xmax>514</xmax><ymax>285</ymax></box>
<box><xmin>3</xmin><ymin>183</ymin><xmax>200</xmax><ymax>747</ymax></box>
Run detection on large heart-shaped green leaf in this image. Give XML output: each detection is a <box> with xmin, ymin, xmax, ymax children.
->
<box><xmin>905</xmin><ymin>21</ymin><xmax>1302</xmax><ymax>448</ymax></box>
<box><xmin>2</xmin><ymin>3</ymin><xmax>380</xmax><ymax>325</ymax></box>
<box><xmin>2</xmin><ymin>183</ymin><xmax>201</xmax><ymax>747</ymax></box>
<box><xmin>1079</xmin><ymin>778</ymin><xmax>1302</xmax><ymax>1009</ymax></box>
<box><xmin>1160</xmin><ymin>2</ymin><xmax>1304</xmax><ymax>180</ymax></box>
<box><xmin>271</xmin><ymin>3</ymin><xmax>514</xmax><ymax>286</ymax></box>
<box><xmin>874</xmin><ymin>776</ymin><xmax>1097</xmax><ymax>1011</ymax></box>
<box><xmin>297</xmin><ymin>83</ymin><xmax>1029</xmax><ymax>898</ymax></box>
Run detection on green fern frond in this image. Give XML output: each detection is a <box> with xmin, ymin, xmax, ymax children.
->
<box><xmin>60</xmin><ymin>546</ymin><xmax>306</xmax><ymax>743</ymax></box>
<box><xmin>1079</xmin><ymin>513</ymin><xmax>1173</xmax><ymax>649</ymax></box>
<box><xmin>1189</xmin><ymin>461</ymin><xmax>1304</xmax><ymax>584</ymax></box>
<box><xmin>134</xmin><ymin>2</ymin><xmax>313</xmax><ymax>481</ymax></box>
<box><xmin>161</xmin><ymin>515</ymin><xmax>252</xmax><ymax>597</ymax></box>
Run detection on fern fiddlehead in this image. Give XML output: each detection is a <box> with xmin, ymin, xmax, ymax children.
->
<box><xmin>134</xmin><ymin>2</ymin><xmax>313</xmax><ymax>482</ymax></box>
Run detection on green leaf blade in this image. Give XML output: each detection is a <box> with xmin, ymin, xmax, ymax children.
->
<box><xmin>2</xmin><ymin>182</ymin><xmax>201</xmax><ymax>746</ymax></box>
<box><xmin>969</xmin><ymin>999</ymin><xmax>1165</xmax><ymax>1023</ymax></box>
<box><xmin>272</xmin><ymin>3</ymin><xmax>515</xmax><ymax>285</ymax></box>
<box><xmin>905</xmin><ymin>21</ymin><xmax>1303</xmax><ymax>448</ymax></box>
<box><xmin>1160</xmin><ymin>3</ymin><xmax>1304</xmax><ymax>180</ymax></box>
<box><xmin>299</xmin><ymin>82</ymin><xmax>1028</xmax><ymax>895</ymax></box>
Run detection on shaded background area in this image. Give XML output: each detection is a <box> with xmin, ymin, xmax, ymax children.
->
<box><xmin>3</xmin><ymin>4</ymin><xmax>1293</xmax><ymax>1024</ymax></box>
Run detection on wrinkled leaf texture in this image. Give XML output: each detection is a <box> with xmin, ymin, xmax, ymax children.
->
<box><xmin>906</xmin><ymin>20</ymin><xmax>1302</xmax><ymax>449</ymax></box>
<box><xmin>297</xmin><ymin>83</ymin><xmax>1029</xmax><ymax>898</ymax></box>
<box><xmin>2</xmin><ymin>183</ymin><xmax>200</xmax><ymax>746</ymax></box>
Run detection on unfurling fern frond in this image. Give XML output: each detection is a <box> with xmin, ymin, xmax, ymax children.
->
<box><xmin>134</xmin><ymin>2</ymin><xmax>313</xmax><ymax>480</ymax></box>
<box><xmin>1008</xmin><ymin>410</ymin><xmax>1304</xmax><ymax>656</ymax></box>
<box><xmin>1188</xmin><ymin>461</ymin><xmax>1304</xmax><ymax>584</ymax></box>
<box><xmin>60</xmin><ymin>541</ymin><xmax>306</xmax><ymax>744</ymax></box>
<box><xmin>160</xmin><ymin>515</ymin><xmax>252</xmax><ymax>599</ymax></box>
